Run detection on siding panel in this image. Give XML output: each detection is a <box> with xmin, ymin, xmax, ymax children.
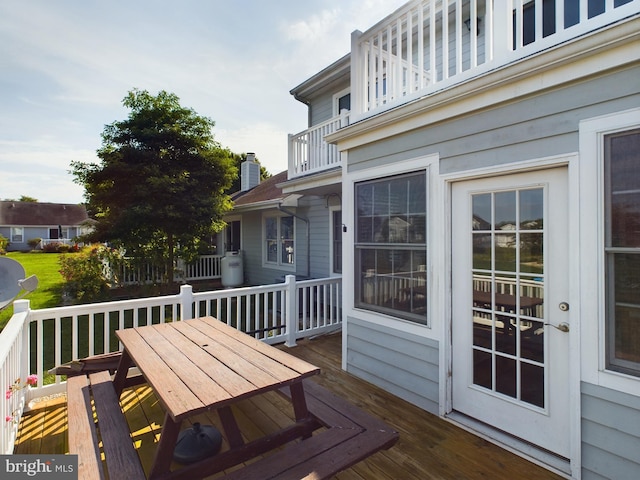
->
<box><xmin>346</xmin><ymin>317</ymin><xmax>439</xmax><ymax>414</ymax></box>
<box><xmin>581</xmin><ymin>382</ymin><xmax>640</xmax><ymax>480</ymax></box>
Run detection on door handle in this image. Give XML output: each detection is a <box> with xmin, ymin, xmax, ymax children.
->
<box><xmin>545</xmin><ymin>322</ymin><xmax>570</xmax><ymax>332</ymax></box>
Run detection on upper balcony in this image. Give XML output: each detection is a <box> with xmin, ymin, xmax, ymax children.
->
<box><xmin>350</xmin><ymin>0</ymin><xmax>638</xmax><ymax>121</ymax></box>
<box><xmin>288</xmin><ymin>0</ymin><xmax>638</xmax><ymax>180</ymax></box>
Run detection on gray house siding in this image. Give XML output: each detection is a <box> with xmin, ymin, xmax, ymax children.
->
<box><xmin>581</xmin><ymin>382</ymin><xmax>640</xmax><ymax>480</ymax></box>
<box><xmin>342</xmin><ymin>61</ymin><xmax>639</xmax><ymax>476</ymax></box>
<box><xmin>236</xmin><ymin>197</ymin><xmax>334</xmax><ymax>286</ymax></box>
<box><xmin>347</xmin><ymin>65</ymin><xmax>639</xmax><ymax>175</ymax></box>
<box><xmin>309</xmin><ymin>90</ymin><xmax>336</xmax><ymax>127</ymax></box>
<box><xmin>346</xmin><ymin>317</ymin><xmax>439</xmax><ymax>414</ymax></box>
<box><xmin>303</xmin><ymin>196</ymin><xmax>332</xmax><ymax>279</ymax></box>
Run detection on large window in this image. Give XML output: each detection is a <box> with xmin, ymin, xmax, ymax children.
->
<box><xmin>355</xmin><ymin>172</ymin><xmax>427</xmax><ymax>323</ymax></box>
<box><xmin>605</xmin><ymin>129</ymin><xmax>640</xmax><ymax>376</ymax></box>
<box><xmin>264</xmin><ymin>215</ymin><xmax>295</xmax><ymax>268</ymax></box>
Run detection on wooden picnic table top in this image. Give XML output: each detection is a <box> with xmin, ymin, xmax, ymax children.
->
<box><xmin>115</xmin><ymin>316</ymin><xmax>320</xmax><ymax>422</ymax></box>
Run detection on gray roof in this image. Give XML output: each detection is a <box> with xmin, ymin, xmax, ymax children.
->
<box><xmin>0</xmin><ymin>201</ymin><xmax>89</xmax><ymax>226</ymax></box>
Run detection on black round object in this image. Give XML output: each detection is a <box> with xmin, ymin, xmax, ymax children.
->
<box><xmin>172</xmin><ymin>422</ymin><xmax>223</xmax><ymax>464</ymax></box>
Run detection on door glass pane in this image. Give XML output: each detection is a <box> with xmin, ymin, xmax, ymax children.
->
<box><xmin>496</xmin><ymin>356</ymin><xmax>517</xmax><ymax>398</ymax></box>
<box><xmin>473</xmin><ymin>234</ymin><xmax>492</xmax><ymax>270</ymax></box>
<box><xmin>473</xmin><ymin>350</ymin><xmax>492</xmax><ymax>389</ymax></box>
<box><xmin>521</xmin><ymin>363</ymin><xmax>544</xmax><ymax>407</ymax></box>
<box><xmin>520</xmin><ymin>189</ymin><xmax>543</xmax><ymax>229</ymax></box>
<box><xmin>471</xmin><ymin>188</ymin><xmax>546</xmax><ymax>408</ymax></box>
<box><xmin>472</xmin><ymin>194</ymin><xmax>492</xmax><ymax>230</ymax></box>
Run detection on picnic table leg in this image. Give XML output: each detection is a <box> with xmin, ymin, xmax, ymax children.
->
<box><xmin>112</xmin><ymin>349</ymin><xmax>134</xmax><ymax>396</ymax></box>
<box><xmin>218</xmin><ymin>406</ymin><xmax>244</xmax><ymax>448</ymax></box>
<box><xmin>290</xmin><ymin>381</ymin><xmax>310</xmax><ymax>421</ymax></box>
<box><xmin>290</xmin><ymin>381</ymin><xmax>313</xmax><ymax>439</ymax></box>
<box><xmin>149</xmin><ymin>413</ymin><xmax>182</xmax><ymax>479</ymax></box>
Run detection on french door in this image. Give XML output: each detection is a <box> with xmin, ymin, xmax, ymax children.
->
<box><xmin>451</xmin><ymin>167</ymin><xmax>570</xmax><ymax>459</ymax></box>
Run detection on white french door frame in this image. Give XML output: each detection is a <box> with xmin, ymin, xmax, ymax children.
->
<box><xmin>440</xmin><ymin>153</ymin><xmax>582</xmax><ymax>478</ymax></box>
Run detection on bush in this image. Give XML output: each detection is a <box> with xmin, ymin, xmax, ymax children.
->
<box><xmin>42</xmin><ymin>242</ymin><xmax>61</xmax><ymax>253</ymax></box>
<box><xmin>58</xmin><ymin>246</ymin><xmax>114</xmax><ymax>301</ymax></box>
<box><xmin>57</xmin><ymin>244</ymin><xmax>71</xmax><ymax>253</ymax></box>
<box><xmin>0</xmin><ymin>234</ymin><xmax>7</xmax><ymax>255</ymax></box>
<box><xmin>27</xmin><ymin>238</ymin><xmax>41</xmax><ymax>249</ymax></box>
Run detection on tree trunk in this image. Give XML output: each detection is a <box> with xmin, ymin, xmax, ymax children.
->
<box><xmin>167</xmin><ymin>233</ymin><xmax>175</xmax><ymax>285</ymax></box>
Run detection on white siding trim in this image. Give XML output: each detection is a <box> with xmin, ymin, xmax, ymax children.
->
<box><xmin>579</xmin><ymin>107</ymin><xmax>640</xmax><ymax>397</ymax></box>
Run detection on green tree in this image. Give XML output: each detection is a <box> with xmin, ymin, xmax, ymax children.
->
<box><xmin>72</xmin><ymin>89</ymin><xmax>236</xmax><ymax>284</ymax></box>
<box><xmin>19</xmin><ymin>196</ymin><xmax>38</xmax><ymax>202</ymax></box>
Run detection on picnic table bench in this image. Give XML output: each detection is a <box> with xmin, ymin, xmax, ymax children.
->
<box><xmin>67</xmin><ymin>370</ymin><xmax>145</xmax><ymax>480</ymax></box>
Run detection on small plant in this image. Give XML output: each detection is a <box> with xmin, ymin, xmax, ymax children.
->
<box><xmin>5</xmin><ymin>375</ymin><xmax>38</xmax><ymax>423</ymax></box>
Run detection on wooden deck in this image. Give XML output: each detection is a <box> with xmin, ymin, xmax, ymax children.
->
<box><xmin>15</xmin><ymin>332</ymin><xmax>563</xmax><ymax>479</ymax></box>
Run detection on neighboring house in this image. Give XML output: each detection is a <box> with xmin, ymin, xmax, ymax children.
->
<box><xmin>0</xmin><ymin>201</ymin><xmax>91</xmax><ymax>251</ymax></box>
<box><xmin>229</xmin><ymin>1</ymin><xmax>639</xmax><ymax>477</ymax></box>
<box><xmin>223</xmin><ymin>153</ymin><xmax>342</xmax><ymax>287</ymax></box>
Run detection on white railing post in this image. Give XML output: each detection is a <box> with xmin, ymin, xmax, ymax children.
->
<box><xmin>284</xmin><ymin>275</ymin><xmax>297</xmax><ymax>347</ymax></box>
<box><xmin>14</xmin><ymin>300</ymin><xmax>31</xmax><ymax>394</ymax></box>
<box><xmin>351</xmin><ymin>29</ymin><xmax>364</xmax><ymax>118</ymax></box>
<box><xmin>179</xmin><ymin>284</ymin><xmax>193</xmax><ymax>321</ymax></box>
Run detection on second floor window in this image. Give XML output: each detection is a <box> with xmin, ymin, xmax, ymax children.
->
<box><xmin>264</xmin><ymin>215</ymin><xmax>295</xmax><ymax>268</ymax></box>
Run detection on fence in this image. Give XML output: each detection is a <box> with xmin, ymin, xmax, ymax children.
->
<box><xmin>0</xmin><ymin>275</ymin><xmax>342</xmax><ymax>454</ymax></box>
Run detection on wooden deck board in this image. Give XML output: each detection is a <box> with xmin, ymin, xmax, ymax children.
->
<box><xmin>14</xmin><ymin>332</ymin><xmax>563</xmax><ymax>479</ymax></box>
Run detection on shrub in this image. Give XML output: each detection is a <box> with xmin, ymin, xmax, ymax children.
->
<box><xmin>59</xmin><ymin>246</ymin><xmax>113</xmax><ymax>301</ymax></box>
<box><xmin>57</xmin><ymin>244</ymin><xmax>71</xmax><ymax>253</ymax></box>
<box><xmin>42</xmin><ymin>242</ymin><xmax>61</xmax><ymax>253</ymax></box>
<box><xmin>27</xmin><ymin>238</ymin><xmax>41</xmax><ymax>249</ymax></box>
<box><xmin>0</xmin><ymin>234</ymin><xmax>7</xmax><ymax>255</ymax></box>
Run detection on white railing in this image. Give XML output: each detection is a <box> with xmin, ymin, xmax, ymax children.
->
<box><xmin>38</xmin><ymin>239</ymin><xmax>79</xmax><ymax>249</ymax></box>
<box><xmin>108</xmin><ymin>255</ymin><xmax>223</xmax><ymax>286</ymax></box>
<box><xmin>181</xmin><ymin>255</ymin><xmax>222</xmax><ymax>281</ymax></box>
<box><xmin>351</xmin><ymin>0</ymin><xmax>639</xmax><ymax>120</ymax></box>
<box><xmin>288</xmin><ymin>111</ymin><xmax>349</xmax><ymax>179</ymax></box>
<box><xmin>0</xmin><ymin>275</ymin><xmax>342</xmax><ymax>454</ymax></box>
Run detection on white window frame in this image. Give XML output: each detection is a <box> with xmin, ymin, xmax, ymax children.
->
<box><xmin>262</xmin><ymin>212</ymin><xmax>296</xmax><ymax>271</ymax></box>
<box><xmin>329</xmin><ymin>206</ymin><xmax>342</xmax><ymax>277</ymax></box>
<box><xmin>579</xmin><ymin>107</ymin><xmax>640</xmax><ymax>395</ymax></box>
<box><xmin>11</xmin><ymin>227</ymin><xmax>24</xmax><ymax>243</ymax></box>
<box><xmin>344</xmin><ymin>153</ymin><xmax>440</xmax><ymax>335</ymax></box>
<box><xmin>332</xmin><ymin>88</ymin><xmax>351</xmax><ymax>117</ymax></box>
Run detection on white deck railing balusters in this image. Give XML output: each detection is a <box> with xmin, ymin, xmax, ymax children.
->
<box><xmin>0</xmin><ymin>276</ymin><xmax>342</xmax><ymax>453</ymax></box>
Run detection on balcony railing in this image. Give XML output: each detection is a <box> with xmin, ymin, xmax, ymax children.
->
<box><xmin>288</xmin><ymin>110</ymin><xmax>349</xmax><ymax>179</ymax></box>
<box><xmin>0</xmin><ymin>275</ymin><xmax>342</xmax><ymax>454</ymax></box>
<box><xmin>351</xmin><ymin>0</ymin><xmax>638</xmax><ymax>120</ymax></box>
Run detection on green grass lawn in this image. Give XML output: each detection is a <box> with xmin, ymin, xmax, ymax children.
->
<box><xmin>0</xmin><ymin>252</ymin><xmax>65</xmax><ymax>330</ymax></box>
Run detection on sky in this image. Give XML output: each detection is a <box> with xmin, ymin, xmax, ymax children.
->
<box><xmin>0</xmin><ymin>0</ymin><xmax>410</xmax><ymax>204</ymax></box>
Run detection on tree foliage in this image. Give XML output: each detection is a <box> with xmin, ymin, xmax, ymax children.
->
<box><xmin>72</xmin><ymin>89</ymin><xmax>236</xmax><ymax>283</ymax></box>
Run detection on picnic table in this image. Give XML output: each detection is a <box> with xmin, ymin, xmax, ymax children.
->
<box><xmin>112</xmin><ymin>316</ymin><xmax>321</xmax><ymax>479</ymax></box>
